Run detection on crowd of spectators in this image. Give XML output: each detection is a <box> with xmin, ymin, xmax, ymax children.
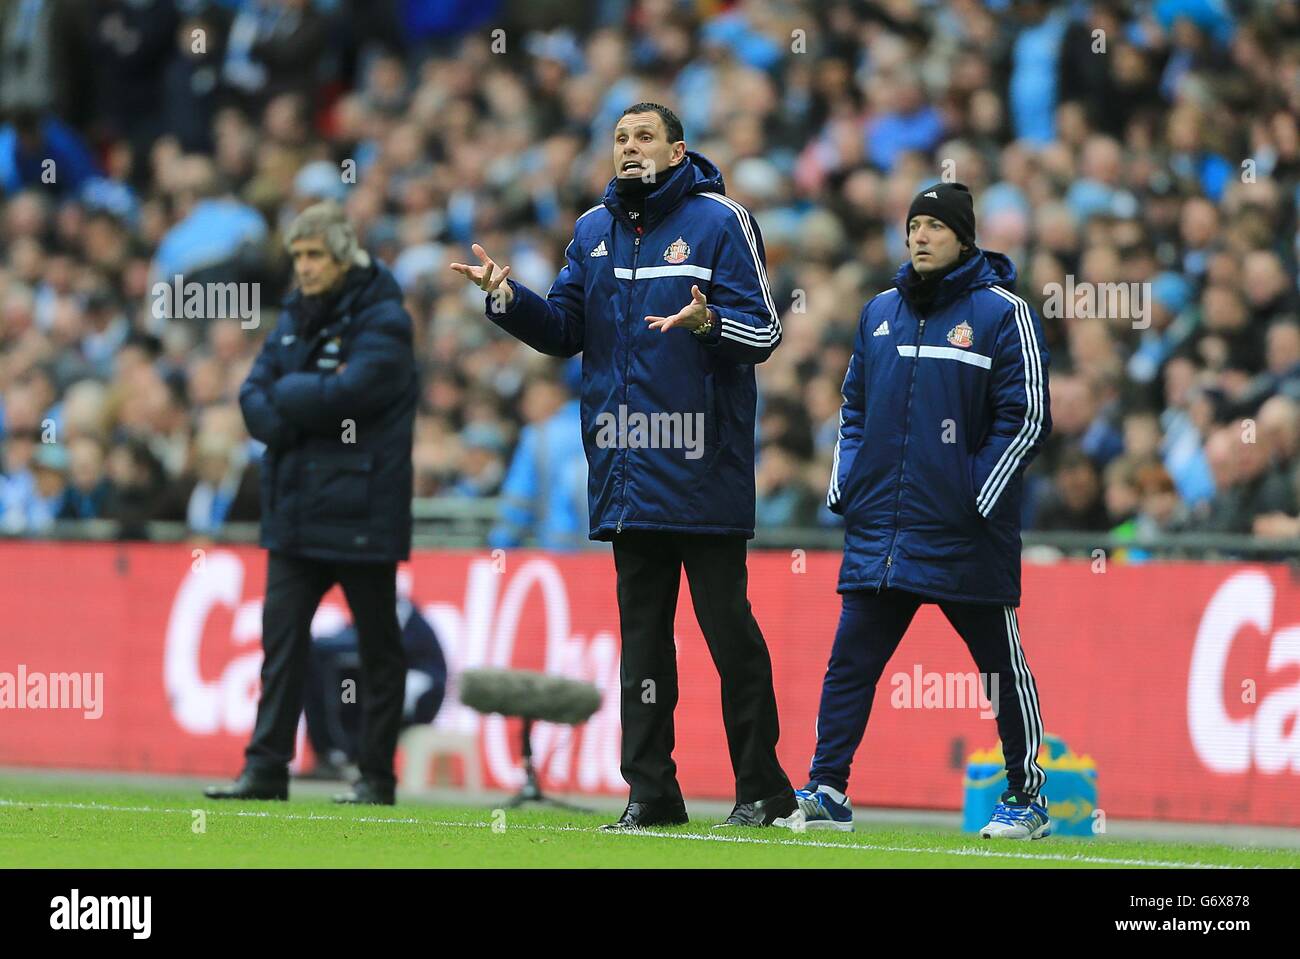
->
<box><xmin>0</xmin><ymin>0</ymin><xmax>1298</xmax><ymax>554</ymax></box>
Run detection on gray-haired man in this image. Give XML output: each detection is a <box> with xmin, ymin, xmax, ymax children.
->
<box><xmin>205</xmin><ymin>202</ymin><xmax>419</xmax><ymax>805</ymax></box>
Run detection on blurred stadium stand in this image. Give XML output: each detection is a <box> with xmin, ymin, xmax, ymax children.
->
<box><xmin>0</xmin><ymin>0</ymin><xmax>1298</xmax><ymax>558</ymax></box>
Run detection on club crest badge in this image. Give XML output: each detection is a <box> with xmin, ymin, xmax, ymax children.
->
<box><xmin>664</xmin><ymin>237</ymin><xmax>690</xmax><ymax>264</ymax></box>
<box><xmin>947</xmin><ymin>320</ymin><xmax>974</xmax><ymax>348</ymax></box>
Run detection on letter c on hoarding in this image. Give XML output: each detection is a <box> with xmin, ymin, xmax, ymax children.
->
<box><xmin>1187</xmin><ymin>571</ymin><xmax>1269</xmax><ymax>773</ymax></box>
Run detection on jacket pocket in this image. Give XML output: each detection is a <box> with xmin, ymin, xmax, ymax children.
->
<box><xmin>303</xmin><ymin>450</ymin><xmax>373</xmax><ymax>521</ymax></box>
<box><xmin>703</xmin><ymin>371</ymin><xmax>718</xmax><ymax>450</ymax></box>
<box><xmin>836</xmin><ymin>449</ymin><xmax>877</xmax><ymax>522</ymax></box>
<box><xmin>967</xmin><ymin>454</ymin><xmax>983</xmax><ymax>520</ymax></box>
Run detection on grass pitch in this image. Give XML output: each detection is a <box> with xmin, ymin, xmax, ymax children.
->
<box><xmin>1</xmin><ymin>775</ymin><xmax>1295</xmax><ymax>869</ymax></box>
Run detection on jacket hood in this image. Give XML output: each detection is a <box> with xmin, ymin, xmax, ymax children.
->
<box><xmin>345</xmin><ymin>261</ymin><xmax>404</xmax><ymax>311</ymax></box>
<box><xmin>893</xmin><ymin>247</ymin><xmax>1018</xmax><ymax>310</ymax></box>
<box><xmin>979</xmin><ymin>250</ymin><xmax>1018</xmax><ymax>292</ymax></box>
<box><xmin>602</xmin><ymin>150</ymin><xmax>725</xmax><ymax>228</ymax></box>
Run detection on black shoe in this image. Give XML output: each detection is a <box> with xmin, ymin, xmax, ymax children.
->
<box><xmin>203</xmin><ymin>771</ymin><xmax>288</xmax><ymax>801</ymax></box>
<box><xmin>599</xmin><ymin>799</ymin><xmax>689</xmax><ymax>831</ymax></box>
<box><xmin>713</xmin><ymin>789</ymin><xmax>797</xmax><ymax>828</ymax></box>
<box><xmin>332</xmin><ymin>780</ymin><xmax>396</xmax><ymax>805</ymax></box>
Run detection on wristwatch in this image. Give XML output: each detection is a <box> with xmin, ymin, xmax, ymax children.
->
<box><xmin>692</xmin><ymin>308</ymin><xmax>715</xmax><ymax>337</ymax></box>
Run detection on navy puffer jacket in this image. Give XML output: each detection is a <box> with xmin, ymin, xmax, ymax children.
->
<box><xmin>828</xmin><ymin>250</ymin><xmax>1052</xmax><ymax>606</ymax></box>
<box><xmin>486</xmin><ymin>151</ymin><xmax>781</xmax><ymax>539</ymax></box>
<box><xmin>240</xmin><ymin>262</ymin><xmax>418</xmax><ymax>563</ymax></box>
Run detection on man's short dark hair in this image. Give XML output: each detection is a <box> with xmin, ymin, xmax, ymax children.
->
<box><xmin>619</xmin><ymin>102</ymin><xmax>684</xmax><ymax>143</ymax></box>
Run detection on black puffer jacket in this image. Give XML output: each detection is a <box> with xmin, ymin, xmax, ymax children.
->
<box><xmin>239</xmin><ymin>261</ymin><xmax>417</xmax><ymax>563</ymax></box>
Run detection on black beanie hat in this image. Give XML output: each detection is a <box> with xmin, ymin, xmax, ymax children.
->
<box><xmin>907</xmin><ymin>182</ymin><xmax>976</xmax><ymax>248</ymax></box>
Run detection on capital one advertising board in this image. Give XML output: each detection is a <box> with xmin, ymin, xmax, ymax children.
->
<box><xmin>0</xmin><ymin>542</ymin><xmax>1296</xmax><ymax>826</ymax></box>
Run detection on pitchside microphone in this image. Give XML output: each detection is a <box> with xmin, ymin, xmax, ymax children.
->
<box><xmin>458</xmin><ymin>668</ymin><xmax>602</xmax><ymax>810</ymax></box>
<box><xmin>459</xmin><ymin>669</ymin><xmax>601</xmax><ymax>725</ymax></box>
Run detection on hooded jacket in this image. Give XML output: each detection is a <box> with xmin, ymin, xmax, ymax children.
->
<box><xmin>486</xmin><ymin>150</ymin><xmax>780</xmax><ymax>539</ymax></box>
<box><xmin>240</xmin><ymin>261</ymin><xmax>418</xmax><ymax>563</ymax></box>
<box><xmin>828</xmin><ymin>249</ymin><xmax>1052</xmax><ymax>606</ymax></box>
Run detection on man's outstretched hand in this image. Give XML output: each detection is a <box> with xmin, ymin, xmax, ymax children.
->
<box><xmin>450</xmin><ymin>243</ymin><xmax>514</xmax><ymax>311</ymax></box>
<box><xmin>646</xmin><ymin>284</ymin><xmax>712</xmax><ymax>333</ymax></box>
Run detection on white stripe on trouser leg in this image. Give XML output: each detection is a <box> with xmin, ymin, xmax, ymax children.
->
<box><xmin>1009</xmin><ymin>609</ymin><xmax>1046</xmax><ymax>795</ymax></box>
<box><xmin>1002</xmin><ymin>607</ymin><xmax>1034</xmax><ymax>794</ymax></box>
<box><xmin>1009</xmin><ymin>607</ymin><xmax>1045</xmax><ymax>794</ymax></box>
<box><xmin>1003</xmin><ymin>606</ymin><xmax>1044</xmax><ymax>796</ymax></box>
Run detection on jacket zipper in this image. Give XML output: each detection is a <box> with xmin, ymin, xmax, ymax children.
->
<box><xmin>616</xmin><ymin>227</ymin><xmax>642</xmax><ymax>534</ymax></box>
<box><xmin>280</xmin><ymin>281</ymin><xmax>362</xmax><ymax>550</ymax></box>
<box><xmin>879</xmin><ymin>312</ymin><xmax>926</xmax><ymax>592</ymax></box>
<box><xmin>289</xmin><ymin>325</ymin><xmax>330</xmax><ymax>549</ymax></box>
<box><xmin>288</xmin><ymin>326</ymin><xmax>314</xmax><ymax>551</ymax></box>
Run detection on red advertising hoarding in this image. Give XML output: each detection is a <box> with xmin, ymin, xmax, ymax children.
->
<box><xmin>0</xmin><ymin>541</ymin><xmax>1296</xmax><ymax>826</ymax></box>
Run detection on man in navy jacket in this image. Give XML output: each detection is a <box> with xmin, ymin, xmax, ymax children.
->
<box><xmin>776</xmin><ymin>183</ymin><xmax>1055</xmax><ymax>839</ymax></box>
<box><xmin>452</xmin><ymin>103</ymin><xmax>796</xmax><ymax>829</ymax></box>
<box><xmin>206</xmin><ymin>202</ymin><xmax>418</xmax><ymax>806</ymax></box>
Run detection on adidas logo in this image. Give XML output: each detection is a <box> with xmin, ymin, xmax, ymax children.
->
<box><xmin>872</xmin><ymin>319</ymin><xmax>890</xmax><ymax>337</ymax></box>
<box><xmin>590</xmin><ymin>240</ymin><xmax>608</xmax><ymax>257</ymax></box>
<box><xmin>924</xmin><ymin>191</ymin><xmax>938</xmax><ymax>198</ymax></box>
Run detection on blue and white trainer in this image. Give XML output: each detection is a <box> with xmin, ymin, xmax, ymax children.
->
<box><xmin>980</xmin><ymin>793</ymin><xmax>1051</xmax><ymax>839</ymax></box>
<box><xmin>773</xmin><ymin>784</ymin><xmax>853</xmax><ymax>832</ymax></box>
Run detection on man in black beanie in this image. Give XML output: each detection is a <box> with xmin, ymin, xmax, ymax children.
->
<box><xmin>776</xmin><ymin>181</ymin><xmax>1055</xmax><ymax>839</ymax></box>
<box><xmin>901</xmin><ymin>181</ymin><xmax>978</xmax><ymax>310</ymax></box>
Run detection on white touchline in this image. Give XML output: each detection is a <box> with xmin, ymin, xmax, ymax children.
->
<box><xmin>0</xmin><ymin>798</ymin><xmax>1253</xmax><ymax>870</ymax></box>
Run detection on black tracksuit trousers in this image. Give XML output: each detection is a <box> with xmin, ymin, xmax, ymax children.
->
<box><xmin>612</xmin><ymin>530</ymin><xmax>791</xmax><ymax>804</ymax></box>
<box><xmin>244</xmin><ymin>550</ymin><xmax>407</xmax><ymax>789</ymax></box>
<box><xmin>808</xmin><ymin>587</ymin><xmax>1046</xmax><ymax>798</ymax></box>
